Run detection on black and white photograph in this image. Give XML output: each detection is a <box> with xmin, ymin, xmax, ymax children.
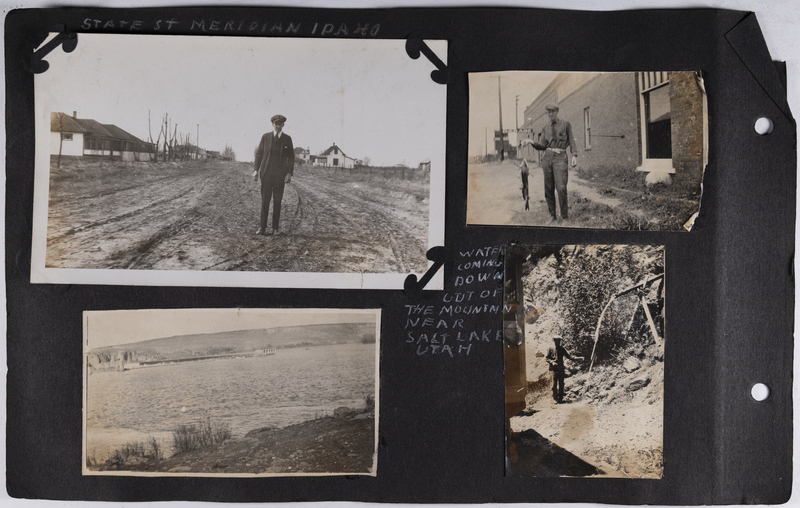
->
<box><xmin>468</xmin><ymin>71</ymin><xmax>706</xmax><ymax>230</ymax></box>
<box><xmin>31</xmin><ymin>34</ymin><xmax>446</xmax><ymax>289</ymax></box>
<box><xmin>504</xmin><ymin>244</ymin><xmax>664</xmax><ymax>478</ymax></box>
<box><xmin>83</xmin><ymin>308</ymin><xmax>380</xmax><ymax>476</ymax></box>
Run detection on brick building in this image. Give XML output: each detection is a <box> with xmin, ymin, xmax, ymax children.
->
<box><xmin>518</xmin><ymin>71</ymin><xmax>706</xmax><ymax>187</ymax></box>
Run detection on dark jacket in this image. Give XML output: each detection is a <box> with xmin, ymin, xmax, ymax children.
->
<box><xmin>546</xmin><ymin>344</ymin><xmax>574</xmax><ymax>372</ymax></box>
<box><xmin>254</xmin><ymin>132</ymin><xmax>295</xmax><ymax>180</ymax></box>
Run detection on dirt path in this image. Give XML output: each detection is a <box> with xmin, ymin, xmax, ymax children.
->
<box><xmin>45</xmin><ymin>160</ymin><xmax>429</xmax><ymax>273</ymax></box>
<box><xmin>510</xmin><ymin>392</ymin><xmax>662</xmax><ymax>478</ymax></box>
<box><xmin>467</xmin><ymin>161</ymin><xmax>625</xmax><ymax>228</ymax></box>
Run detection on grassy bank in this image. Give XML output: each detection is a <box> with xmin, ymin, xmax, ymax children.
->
<box><xmin>90</xmin><ymin>406</ymin><xmax>375</xmax><ymax>475</ymax></box>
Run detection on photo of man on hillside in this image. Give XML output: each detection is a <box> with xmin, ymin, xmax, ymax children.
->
<box><xmin>504</xmin><ymin>244</ymin><xmax>664</xmax><ymax>478</ymax></box>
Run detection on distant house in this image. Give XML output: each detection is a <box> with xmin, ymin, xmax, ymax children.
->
<box><xmin>294</xmin><ymin>146</ymin><xmax>311</xmax><ymax>163</ymax></box>
<box><xmin>314</xmin><ymin>143</ymin><xmax>357</xmax><ymax>168</ymax></box>
<box><xmin>50</xmin><ymin>112</ymin><xmax>156</xmax><ymax>161</ymax></box>
<box><xmin>418</xmin><ymin>158</ymin><xmax>431</xmax><ymax>171</ymax></box>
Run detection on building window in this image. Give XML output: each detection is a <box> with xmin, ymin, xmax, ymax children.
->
<box><xmin>640</xmin><ymin>72</ymin><xmax>672</xmax><ymax>160</ymax></box>
<box><xmin>61</xmin><ymin>133</ymin><xmax>73</xmax><ymax>141</ymax></box>
<box><xmin>583</xmin><ymin>107</ymin><xmax>591</xmax><ymax>149</ymax></box>
<box><xmin>333</xmin><ymin>158</ymin><xmax>339</xmax><ymax>166</ymax></box>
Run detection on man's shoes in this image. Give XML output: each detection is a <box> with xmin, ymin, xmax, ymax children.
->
<box><xmin>273</xmin><ymin>228</ymin><xmax>282</xmax><ymax>236</ymax></box>
<box><xmin>255</xmin><ymin>228</ymin><xmax>265</xmax><ymax>236</ymax></box>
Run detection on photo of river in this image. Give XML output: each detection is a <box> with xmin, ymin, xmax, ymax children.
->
<box><xmin>83</xmin><ymin>308</ymin><xmax>379</xmax><ymax>476</ymax></box>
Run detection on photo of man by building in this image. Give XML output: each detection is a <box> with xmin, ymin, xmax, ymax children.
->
<box><xmin>468</xmin><ymin>71</ymin><xmax>706</xmax><ymax>231</ymax></box>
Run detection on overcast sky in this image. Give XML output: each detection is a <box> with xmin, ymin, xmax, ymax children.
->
<box><xmin>85</xmin><ymin>308</ymin><xmax>379</xmax><ymax>349</ymax></box>
<box><xmin>468</xmin><ymin>71</ymin><xmax>561</xmax><ymax>157</ymax></box>
<box><xmin>36</xmin><ymin>34</ymin><xmax>447</xmax><ymax>167</ymax></box>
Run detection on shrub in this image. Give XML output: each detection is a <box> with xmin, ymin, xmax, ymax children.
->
<box><xmin>172</xmin><ymin>418</ymin><xmax>232</xmax><ymax>454</ymax></box>
<box><xmin>148</xmin><ymin>436</ymin><xmax>164</xmax><ymax>461</ymax></box>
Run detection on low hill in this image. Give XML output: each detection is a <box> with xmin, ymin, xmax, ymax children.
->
<box><xmin>88</xmin><ymin>322</ymin><xmax>375</xmax><ymax>366</ymax></box>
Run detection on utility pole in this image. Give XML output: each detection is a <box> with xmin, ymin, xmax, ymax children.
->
<box><xmin>485</xmin><ymin>127</ymin><xmax>488</xmax><ymax>159</ymax></box>
<box><xmin>498</xmin><ymin>75</ymin><xmax>504</xmax><ymax>161</ymax></box>
<box><xmin>515</xmin><ymin>95</ymin><xmax>520</xmax><ymax>129</ymax></box>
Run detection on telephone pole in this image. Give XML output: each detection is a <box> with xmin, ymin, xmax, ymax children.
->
<box><xmin>498</xmin><ymin>76</ymin><xmax>504</xmax><ymax>161</ymax></box>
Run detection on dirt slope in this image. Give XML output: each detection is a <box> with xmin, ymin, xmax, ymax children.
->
<box><xmin>95</xmin><ymin>408</ymin><xmax>376</xmax><ymax>475</ymax></box>
<box><xmin>46</xmin><ymin>159</ymin><xmax>428</xmax><ymax>273</ymax></box>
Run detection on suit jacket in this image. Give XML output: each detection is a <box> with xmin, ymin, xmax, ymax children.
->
<box><xmin>254</xmin><ymin>132</ymin><xmax>295</xmax><ymax>180</ymax></box>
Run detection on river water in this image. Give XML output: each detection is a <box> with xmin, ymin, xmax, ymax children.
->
<box><xmin>86</xmin><ymin>343</ymin><xmax>376</xmax><ymax>461</ymax></box>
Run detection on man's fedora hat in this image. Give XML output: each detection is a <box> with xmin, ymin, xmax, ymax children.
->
<box><xmin>545</xmin><ymin>103</ymin><xmax>559</xmax><ymax>111</ymax></box>
<box><xmin>271</xmin><ymin>114</ymin><xmax>287</xmax><ymax>123</ymax></box>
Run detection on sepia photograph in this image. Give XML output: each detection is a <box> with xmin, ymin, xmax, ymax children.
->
<box><xmin>83</xmin><ymin>308</ymin><xmax>380</xmax><ymax>476</ymax></box>
<box><xmin>504</xmin><ymin>244</ymin><xmax>664</xmax><ymax>478</ymax></box>
<box><xmin>32</xmin><ymin>34</ymin><xmax>446</xmax><ymax>289</ymax></box>
<box><xmin>468</xmin><ymin>71</ymin><xmax>706</xmax><ymax>230</ymax></box>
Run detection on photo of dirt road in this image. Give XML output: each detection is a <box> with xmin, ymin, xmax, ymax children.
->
<box><xmin>46</xmin><ymin>158</ymin><xmax>428</xmax><ymax>274</ymax></box>
<box><xmin>31</xmin><ymin>34</ymin><xmax>446</xmax><ymax>288</ymax></box>
<box><xmin>504</xmin><ymin>244</ymin><xmax>664</xmax><ymax>478</ymax></box>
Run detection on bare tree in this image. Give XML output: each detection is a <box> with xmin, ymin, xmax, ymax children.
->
<box><xmin>222</xmin><ymin>144</ymin><xmax>236</xmax><ymax>161</ymax></box>
<box><xmin>56</xmin><ymin>113</ymin><xmax>64</xmax><ymax>168</ymax></box>
<box><xmin>148</xmin><ymin>110</ymin><xmax>162</xmax><ymax>162</ymax></box>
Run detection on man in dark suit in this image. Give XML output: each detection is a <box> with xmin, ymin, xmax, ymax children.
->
<box><xmin>545</xmin><ymin>335</ymin><xmax>583</xmax><ymax>403</ymax></box>
<box><xmin>253</xmin><ymin>114</ymin><xmax>294</xmax><ymax>236</ymax></box>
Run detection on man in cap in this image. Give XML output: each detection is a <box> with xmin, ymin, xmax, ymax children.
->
<box><xmin>253</xmin><ymin>114</ymin><xmax>295</xmax><ymax>235</ymax></box>
<box><xmin>545</xmin><ymin>335</ymin><xmax>583</xmax><ymax>403</ymax></box>
<box><xmin>536</xmin><ymin>103</ymin><xmax>578</xmax><ymax>222</ymax></box>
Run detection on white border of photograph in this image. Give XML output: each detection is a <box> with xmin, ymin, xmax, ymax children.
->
<box><xmin>30</xmin><ymin>34</ymin><xmax>446</xmax><ymax>289</ymax></box>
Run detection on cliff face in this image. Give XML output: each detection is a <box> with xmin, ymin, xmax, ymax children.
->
<box><xmin>88</xmin><ymin>350</ymin><xmax>162</xmax><ymax>372</ymax></box>
<box><xmin>520</xmin><ymin>244</ymin><xmax>665</xmax><ymax>402</ymax></box>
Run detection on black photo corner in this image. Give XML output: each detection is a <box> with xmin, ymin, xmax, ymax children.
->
<box><xmin>4</xmin><ymin>4</ymin><xmax>795</xmax><ymax>505</ymax></box>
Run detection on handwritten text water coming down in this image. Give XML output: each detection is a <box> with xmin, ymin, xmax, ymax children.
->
<box><xmin>405</xmin><ymin>246</ymin><xmax>507</xmax><ymax>359</ymax></box>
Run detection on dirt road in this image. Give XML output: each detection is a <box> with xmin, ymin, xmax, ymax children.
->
<box><xmin>46</xmin><ymin>159</ymin><xmax>429</xmax><ymax>274</ymax></box>
<box><xmin>467</xmin><ymin>161</ymin><xmax>623</xmax><ymax>228</ymax></box>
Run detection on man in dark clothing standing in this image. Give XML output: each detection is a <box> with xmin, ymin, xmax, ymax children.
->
<box><xmin>253</xmin><ymin>114</ymin><xmax>294</xmax><ymax>236</ymax></box>
<box><xmin>545</xmin><ymin>335</ymin><xmax>583</xmax><ymax>403</ymax></box>
<box><xmin>537</xmin><ymin>103</ymin><xmax>578</xmax><ymax>222</ymax></box>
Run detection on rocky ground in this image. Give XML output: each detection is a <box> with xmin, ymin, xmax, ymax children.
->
<box><xmin>467</xmin><ymin>160</ymin><xmax>699</xmax><ymax>230</ymax></box>
<box><xmin>94</xmin><ymin>406</ymin><xmax>376</xmax><ymax>475</ymax></box>
<box><xmin>46</xmin><ymin>158</ymin><xmax>429</xmax><ymax>273</ymax></box>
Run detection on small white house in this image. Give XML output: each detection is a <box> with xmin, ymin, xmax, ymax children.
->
<box><xmin>314</xmin><ymin>143</ymin><xmax>358</xmax><ymax>168</ymax></box>
<box><xmin>294</xmin><ymin>146</ymin><xmax>311</xmax><ymax>163</ymax></box>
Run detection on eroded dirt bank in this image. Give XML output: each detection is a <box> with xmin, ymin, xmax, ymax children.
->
<box><xmin>95</xmin><ymin>408</ymin><xmax>376</xmax><ymax>475</ymax></box>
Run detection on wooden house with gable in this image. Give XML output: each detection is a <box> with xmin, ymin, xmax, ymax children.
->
<box><xmin>50</xmin><ymin>111</ymin><xmax>156</xmax><ymax>161</ymax></box>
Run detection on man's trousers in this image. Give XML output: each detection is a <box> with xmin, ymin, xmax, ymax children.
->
<box><xmin>260</xmin><ymin>172</ymin><xmax>286</xmax><ymax>231</ymax></box>
<box><xmin>542</xmin><ymin>152</ymin><xmax>569</xmax><ymax>219</ymax></box>
<box><xmin>552</xmin><ymin>367</ymin><xmax>566</xmax><ymax>402</ymax></box>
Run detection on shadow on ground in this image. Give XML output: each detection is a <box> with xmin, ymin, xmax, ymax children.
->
<box><xmin>506</xmin><ymin>428</ymin><xmax>605</xmax><ymax>477</ymax></box>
